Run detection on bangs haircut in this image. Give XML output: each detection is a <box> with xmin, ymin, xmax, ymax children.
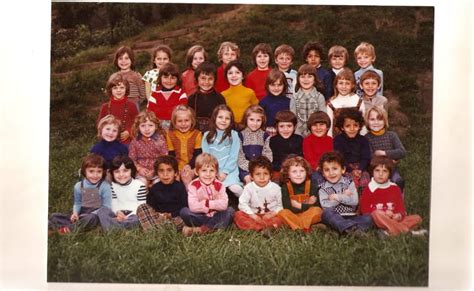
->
<box><xmin>154</xmin><ymin>155</ymin><xmax>179</xmax><ymax>175</ymax></box>
<box><xmin>157</xmin><ymin>62</ymin><xmax>182</xmax><ymax>87</ymax></box>
<box><xmin>328</xmin><ymin>45</ymin><xmax>349</xmax><ymax>63</ymax></box>
<box><xmin>194</xmin><ymin>61</ymin><xmax>217</xmax><ymax>81</ymax></box>
<box><xmin>224</xmin><ymin>60</ymin><xmax>246</xmax><ymax>79</ymax></box>
<box><xmin>265</xmin><ymin>69</ymin><xmax>288</xmax><ymax>96</ymax></box>
<box><xmin>110</xmin><ymin>155</ymin><xmax>137</xmax><ymax>181</ymax></box>
<box><xmin>185</xmin><ymin>45</ymin><xmax>208</xmax><ymax>68</ymax></box>
<box><xmin>275</xmin><ymin>110</ymin><xmax>297</xmax><ymax>126</ymax></box>
<box><xmin>106</xmin><ymin>72</ymin><xmax>130</xmax><ymax>97</ymax></box>
<box><xmin>307</xmin><ymin>111</ymin><xmax>331</xmax><ymax>130</ymax></box>
<box><xmin>152</xmin><ymin>44</ymin><xmax>173</xmax><ymax>68</ymax></box>
<box><xmin>274</xmin><ymin>44</ymin><xmax>295</xmax><ymax>59</ymax></box>
<box><xmin>80</xmin><ymin>153</ymin><xmax>107</xmax><ymax>179</ymax></box>
<box><xmin>318</xmin><ymin>151</ymin><xmax>345</xmax><ymax>171</ymax></box>
<box><xmin>354</xmin><ymin>41</ymin><xmax>376</xmax><ymax>60</ymax></box>
<box><xmin>365</xmin><ymin>106</ymin><xmax>389</xmax><ymax>129</ymax></box>
<box><xmin>171</xmin><ymin>105</ymin><xmax>196</xmax><ymax>131</ymax></box>
<box><xmin>280</xmin><ymin>156</ymin><xmax>312</xmax><ymax>184</ymax></box>
<box><xmin>131</xmin><ymin>111</ymin><xmax>163</xmax><ymax>138</ymax></box>
<box><xmin>240</xmin><ymin>105</ymin><xmax>266</xmax><ymax>131</ymax></box>
<box><xmin>296</xmin><ymin>64</ymin><xmax>323</xmax><ymax>92</ymax></box>
<box><xmin>195</xmin><ymin>153</ymin><xmax>219</xmax><ymax>172</ymax></box>
<box><xmin>251</xmin><ymin>43</ymin><xmax>273</xmax><ymax>67</ymax></box>
<box><xmin>368</xmin><ymin>155</ymin><xmax>394</xmax><ymax>177</ymax></box>
<box><xmin>113</xmin><ymin>46</ymin><xmax>135</xmax><ymax>70</ymax></box>
<box><xmin>97</xmin><ymin>114</ymin><xmax>122</xmax><ymax>139</ymax></box>
<box><xmin>360</xmin><ymin>70</ymin><xmax>381</xmax><ymax>86</ymax></box>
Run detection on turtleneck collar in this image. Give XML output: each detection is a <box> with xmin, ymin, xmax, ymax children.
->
<box><xmin>370</xmin><ymin>129</ymin><xmax>386</xmax><ymax>136</ymax></box>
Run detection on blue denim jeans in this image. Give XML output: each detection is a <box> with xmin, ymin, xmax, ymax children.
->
<box><xmin>179</xmin><ymin>207</ymin><xmax>235</xmax><ymax>230</ymax></box>
<box><xmin>321</xmin><ymin>207</ymin><xmax>373</xmax><ymax>233</ymax></box>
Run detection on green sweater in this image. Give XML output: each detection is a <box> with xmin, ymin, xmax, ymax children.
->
<box><xmin>281</xmin><ymin>180</ymin><xmax>319</xmax><ymax>214</ymax></box>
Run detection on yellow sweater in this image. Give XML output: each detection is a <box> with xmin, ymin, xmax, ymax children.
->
<box><xmin>222</xmin><ymin>84</ymin><xmax>258</xmax><ymax>123</ymax></box>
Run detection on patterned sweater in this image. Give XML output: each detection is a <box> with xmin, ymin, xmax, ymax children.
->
<box><xmin>129</xmin><ymin>133</ymin><xmax>168</xmax><ymax>172</ymax></box>
<box><xmin>365</xmin><ymin>130</ymin><xmax>406</xmax><ymax>161</ymax></box>
<box><xmin>290</xmin><ymin>87</ymin><xmax>326</xmax><ymax>137</ymax></box>
<box><xmin>283</xmin><ymin>68</ymin><xmax>297</xmax><ymax>99</ymax></box>
<box><xmin>166</xmin><ymin>129</ymin><xmax>202</xmax><ymax>170</ymax></box>
<box><xmin>117</xmin><ymin>70</ymin><xmax>146</xmax><ymax>106</ymax></box>
<box><xmin>97</xmin><ymin>96</ymin><xmax>139</xmax><ymax>144</ymax></box>
<box><xmin>238</xmin><ymin>128</ymin><xmax>273</xmax><ymax>174</ymax></box>
<box><xmin>110</xmin><ymin>178</ymin><xmax>147</xmax><ymax>215</ymax></box>
<box><xmin>187</xmin><ymin>178</ymin><xmax>228</xmax><ymax>217</ymax></box>
<box><xmin>318</xmin><ymin>176</ymin><xmax>358</xmax><ymax>209</ymax></box>
<box><xmin>147</xmin><ymin>85</ymin><xmax>188</xmax><ymax>121</ymax></box>
<box><xmin>238</xmin><ymin>181</ymin><xmax>283</xmax><ymax>215</ymax></box>
<box><xmin>360</xmin><ymin>178</ymin><xmax>406</xmax><ymax>218</ymax></box>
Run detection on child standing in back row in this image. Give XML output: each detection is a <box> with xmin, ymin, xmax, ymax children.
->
<box><xmin>142</xmin><ymin>44</ymin><xmax>172</xmax><ymax>100</ymax></box>
<box><xmin>302</xmin><ymin>41</ymin><xmax>333</xmax><ymax>100</ymax></box>
<box><xmin>181</xmin><ymin>45</ymin><xmax>207</xmax><ymax>97</ymax></box>
<box><xmin>354</xmin><ymin>42</ymin><xmax>384</xmax><ymax>97</ymax></box>
<box><xmin>215</xmin><ymin>41</ymin><xmax>240</xmax><ymax>93</ymax></box>
<box><xmin>245</xmin><ymin>43</ymin><xmax>273</xmax><ymax>100</ymax></box>
<box><xmin>274</xmin><ymin>44</ymin><xmax>297</xmax><ymax>99</ymax></box>
<box><xmin>327</xmin><ymin>45</ymin><xmax>349</xmax><ymax>95</ymax></box>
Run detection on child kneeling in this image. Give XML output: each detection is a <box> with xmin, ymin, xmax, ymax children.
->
<box><xmin>179</xmin><ymin>153</ymin><xmax>235</xmax><ymax>236</ymax></box>
<box><xmin>234</xmin><ymin>156</ymin><xmax>283</xmax><ymax>232</ymax></box>
<box><xmin>360</xmin><ymin>156</ymin><xmax>423</xmax><ymax>236</ymax></box>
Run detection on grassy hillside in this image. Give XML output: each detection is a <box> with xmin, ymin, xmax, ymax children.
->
<box><xmin>48</xmin><ymin>4</ymin><xmax>434</xmax><ymax>286</ymax></box>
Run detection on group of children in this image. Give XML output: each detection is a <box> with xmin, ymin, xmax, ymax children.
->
<box><xmin>48</xmin><ymin>40</ymin><xmax>425</xmax><ymax>238</ymax></box>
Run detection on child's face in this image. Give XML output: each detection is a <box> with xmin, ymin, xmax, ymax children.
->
<box><xmin>288</xmin><ymin>165</ymin><xmax>307</xmax><ymax>184</ymax></box>
<box><xmin>330</xmin><ymin>55</ymin><xmax>345</xmax><ymax>70</ymax></box>
<box><xmin>277</xmin><ymin>122</ymin><xmax>295</xmax><ymax>139</ymax></box>
<box><xmin>361</xmin><ymin>78</ymin><xmax>380</xmax><ymax>97</ymax></box>
<box><xmin>251</xmin><ymin>166</ymin><xmax>271</xmax><ymax>188</ymax></box>
<box><xmin>247</xmin><ymin>112</ymin><xmax>263</xmax><ymax>132</ymax></box>
<box><xmin>306</xmin><ymin>50</ymin><xmax>321</xmax><ymax>68</ymax></box>
<box><xmin>111</xmin><ymin>82</ymin><xmax>126</xmax><ymax>100</ymax></box>
<box><xmin>101</xmin><ymin>123</ymin><xmax>119</xmax><ymax>142</ymax></box>
<box><xmin>139</xmin><ymin>119</ymin><xmax>157</xmax><ymax>138</ymax></box>
<box><xmin>215</xmin><ymin>110</ymin><xmax>232</xmax><ymax>131</ymax></box>
<box><xmin>161</xmin><ymin>74</ymin><xmax>178</xmax><ymax>89</ymax></box>
<box><xmin>154</xmin><ymin>51</ymin><xmax>170</xmax><ymax>70</ymax></box>
<box><xmin>356</xmin><ymin>53</ymin><xmax>374</xmax><ymax>69</ymax></box>
<box><xmin>113</xmin><ymin>164</ymin><xmax>132</xmax><ymax>185</ymax></box>
<box><xmin>85</xmin><ymin>166</ymin><xmax>104</xmax><ymax>184</ymax></box>
<box><xmin>299</xmin><ymin>73</ymin><xmax>315</xmax><ymax>90</ymax></box>
<box><xmin>117</xmin><ymin>53</ymin><xmax>132</xmax><ymax>71</ymax></box>
<box><xmin>367</xmin><ymin>110</ymin><xmax>385</xmax><ymax>132</ymax></box>
<box><xmin>310</xmin><ymin>122</ymin><xmax>329</xmax><ymax>137</ymax></box>
<box><xmin>321</xmin><ymin>161</ymin><xmax>345</xmax><ymax>184</ymax></box>
<box><xmin>191</xmin><ymin>51</ymin><xmax>205</xmax><ymax>70</ymax></box>
<box><xmin>373</xmin><ymin>164</ymin><xmax>390</xmax><ymax>184</ymax></box>
<box><xmin>341</xmin><ymin>118</ymin><xmax>361</xmax><ymax>138</ymax></box>
<box><xmin>221</xmin><ymin>48</ymin><xmax>237</xmax><ymax>65</ymax></box>
<box><xmin>197</xmin><ymin>73</ymin><xmax>215</xmax><ymax>92</ymax></box>
<box><xmin>275</xmin><ymin>53</ymin><xmax>293</xmax><ymax>71</ymax></box>
<box><xmin>268</xmin><ymin>79</ymin><xmax>284</xmax><ymax>96</ymax></box>
<box><xmin>196</xmin><ymin>164</ymin><xmax>217</xmax><ymax>185</ymax></box>
<box><xmin>336</xmin><ymin>79</ymin><xmax>354</xmax><ymax>96</ymax></box>
<box><xmin>157</xmin><ymin>163</ymin><xmax>176</xmax><ymax>185</ymax></box>
<box><xmin>227</xmin><ymin>66</ymin><xmax>243</xmax><ymax>86</ymax></box>
<box><xmin>174</xmin><ymin>111</ymin><xmax>192</xmax><ymax>133</ymax></box>
<box><xmin>255</xmin><ymin>51</ymin><xmax>270</xmax><ymax>70</ymax></box>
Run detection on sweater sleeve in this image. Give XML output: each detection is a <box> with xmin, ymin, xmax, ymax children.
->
<box><xmin>73</xmin><ymin>182</ymin><xmax>82</xmax><ymax>214</ymax></box>
<box><xmin>338</xmin><ymin>181</ymin><xmax>359</xmax><ymax>206</ymax></box>
<box><xmin>221</xmin><ymin>131</ymin><xmax>241</xmax><ymax>175</ymax></box>
<box><xmin>317</xmin><ymin>92</ymin><xmax>327</xmax><ymax>113</ymax></box>
<box><xmin>385</xmin><ymin>132</ymin><xmax>407</xmax><ymax>160</ymax></box>
<box><xmin>359</xmin><ymin>187</ymin><xmax>372</xmax><ymax>215</ymax></box>
<box><xmin>201</xmin><ymin>132</ymin><xmax>210</xmax><ymax>153</ymax></box>
<box><xmin>187</xmin><ymin>184</ymin><xmax>208</xmax><ymax>214</ymax></box>
<box><xmin>359</xmin><ymin>136</ymin><xmax>371</xmax><ymax>171</ymax></box>
<box><xmin>238</xmin><ymin>185</ymin><xmax>255</xmax><ymax>215</ymax></box>
<box><xmin>237</xmin><ymin>131</ymin><xmax>249</xmax><ymax>172</ymax></box>
<box><xmin>100</xmin><ymin>182</ymin><xmax>112</xmax><ymax>210</ymax></box>
<box><xmin>319</xmin><ymin>185</ymin><xmax>339</xmax><ymax>208</ymax></box>
<box><xmin>303</xmin><ymin>137</ymin><xmax>317</xmax><ymax>170</ymax></box>
<box><xmin>262</xmin><ymin>135</ymin><xmax>273</xmax><ymax>162</ymax></box>
<box><xmin>208</xmin><ymin>182</ymin><xmax>229</xmax><ymax>211</ymax></box>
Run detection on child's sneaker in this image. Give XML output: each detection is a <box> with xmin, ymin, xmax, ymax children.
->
<box><xmin>182</xmin><ymin>226</ymin><xmax>202</xmax><ymax>237</ymax></box>
<box><xmin>58</xmin><ymin>226</ymin><xmax>71</xmax><ymax>235</ymax></box>
<box><xmin>410</xmin><ymin>229</ymin><xmax>428</xmax><ymax>237</ymax></box>
<box><xmin>377</xmin><ymin>229</ymin><xmax>389</xmax><ymax>239</ymax></box>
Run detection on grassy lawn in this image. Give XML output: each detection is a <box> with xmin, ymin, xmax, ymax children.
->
<box><xmin>48</xmin><ymin>4</ymin><xmax>433</xmax><ymax>286</ymax></box>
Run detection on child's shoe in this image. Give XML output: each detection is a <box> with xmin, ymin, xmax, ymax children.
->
<box><xmin>58</xmin><ymin>226</ymin><xmax>71</xmax><ymax>235</ymax></box>
<box><xmin>377</xmin><ymin>229</ymin><xmax>389</xmax><ymax>239</ymax></box>
<box><xmin>182</xmin><ymin>226</ymin><xmax>202</xmax><ymax>237</ymax></box>
<box><xmin>410</xmin><ymin>229</ymin><xmax>428</xmax><ymax>237</ymax></box>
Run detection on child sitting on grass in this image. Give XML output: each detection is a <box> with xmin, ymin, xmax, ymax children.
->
<box><xmin>136</xmin><ymin>155</ymin><xmax>188</xmax><ymax>231</ymax></box>
<box><xmin>179</xmin><ymin>153</ymin><xmax>235</xmax><ymax>236</ymax></box>
<box><xmin>318</xmin><ymin>151</ymin><xmax>373</xmax><ymax>236</ymax></box>
<box><xmin>48</xmin><ymin>154</ymin><xmax>111</xmax><ymax>234</ymax></box>
<box><xmin>234</xmin><ymin>156</ymin><xmax>283</xmax><ymax>233</ymax></box>
<box><xmin>354</xmin><ymin>41</ymin><xmax>384</xmax><ymax>97</ymax></box>
<box><xmin>360</xmin><ymin>156</ymin><xmax>423</xmax><ymax>237</ymax></box>
<box><xmin>97</xmin><ymin>155</ymin><xmax>147</xmax><ymax>232</ymax></box>
<box><xmin>245</xmin><ymin>43</ymin><xmax>273</xmax><ymax>100</ymax></box>
<box><xmin>277</xmin><ymin>156</ymin><xmax>323</xmax><ymax>233</ymax></box>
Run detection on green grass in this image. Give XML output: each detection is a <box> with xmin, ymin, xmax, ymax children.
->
<box><xmin>48</xmin><ymin>4</ymin><xmax>433</xmax><ymax>286</ymax></box>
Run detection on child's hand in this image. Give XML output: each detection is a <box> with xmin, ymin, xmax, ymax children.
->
<box><xmin>116</xmin><ymin>211</ymin><xmax>127</xmax><ymax>221</ymax></box>
<box><xmin>304</xmin><ymin>196</ymin><xmax>317</xmax><ymax>205</ymax></box>
<box><xmin>262</xmin><ymin>211</ymin><xmax>276</xmax><ymax>220</ymax></box>
<box><xmin>120</xmin><ymin>130</ymin><xmax>130</xmax><ymax>142</ymax></box>
<box><xmin>243</xmin><ymin>175</ymin><xmax>252</xmax><ymax>185</ymax></box>
<box><xmin>249</xmin><ymin>214</ymin><xmax>260</xmax><ymax>221</ymax></box>
<box><xmin>139</xmin><ymin>168</ymin><xmax>152</xmax><ymax>178</ymax></box>
<box><xmin>180</xmin><ymin>165</ymin><xmax>194</xmax><ymax>185</ymax></box>
<box><xmin>393</xmin><ymin>213</ymin><xmax>402</xmax><ymax>221</ymax></box>
<box><xmin>385</xmin><ymin>210</ymin><xmax>394</xmax><ymax>218</ymax></box>
<box><xmin>70</xmin><ymin>212</ymin><xmax>79</xmax><ymax>223</ymax></box>
<box><xmin>374</xmin><ymin>150</ymin><xmax>386</xmax><ymax>156</ymax></box>
<box><xmin>218</xmin><ymin>172</ymin><xmax>227</xmax><ymax>182</ymax></box>
<box><xmin>329</xmin><ymin>194</ymin><xmax>339</xmax><ymax>201</ymax></box>
<box><xmin>290</xmin><ymin>199</ymin><xmax>302</xmax><ymax>209</ymax></box>
<box><xmin>343</xmin><ymin>189</ymin><xmax>353</xmax><ymax>196</ymax></box>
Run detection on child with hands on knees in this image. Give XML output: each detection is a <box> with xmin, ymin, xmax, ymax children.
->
<box><xmin>181</xmin><ymin>45</ymin><xmax>207</xmax><ymax>97</ymax></box>
<box><xmin>90</xmin><ymin>115</ymin><xmax>128</xmax><ymax>172</ymax></box>
<box><xmin>360</xmin><ymin>156</ymin><xmax>423</xmax><ymax>237</ymax></box>
<box><xmin>166</xmin><ymin>105</ymin><xmax>202</xmax><ymax>186</ymax></box>
<box><xmin>97</xmin><ymin>155</ymin><xmax>147</xmax><ymax>231</ymax></box>
<box><xmin>359</xmin><ymin>70</ymin><xmax>387</xmax><ymax>111</ymax></box>
<box><xmin>142</xmin><ymin>44</ymin><xmax>172</xmax><ymax>100</ymax></box>
<box><xmin>365</xmin><ymin>106</ymin><xmax>406</xmax><ymax>190</ymax></box>
<box><xmin>237</xmin><ymin>105</ymin><xmax>273</xmax><ymax>185</ymax></box>
<box><xmin>259</xmin><ymin>69</ymin><xmax>290</xmax><ymax>136</ymax></box>
<box><xmin>113</xmin><ymin>46</ymin><xmax>146</xmax><ymax>110</ymax></box>
<box><xmin>290</xmin><ymin>64</ymin><xmax>326</xmax><ymax>137</ymax></box>
<box><xmin>326</xmin><ymin>68</ymin><xmax>366</xmax><ymax>137</ymax></box>
<box><xmin>354</xmin><ymin>42</ymin><xmax>384</xmax><ymax>97</ymax></box>
<box><xmin>128</xmin><ymin>111</ymin><xmax>168</xmax><ymax>187</ymax></box>
<box><xmin>179</xmin><ymin>153</ymin><xmax>235</xmax><ymax>236</ymax></box>
<box><xmin>98</xmin><ymin>73</ymin><xmax>139</xmax><ymax>144</ymax></box>
<box><xmin>277</xmin><ymin>156</ymin><xmax>323</xmax><ymax>233</ymax></box>
<box><xmin>201</xmin><ymin>105</ymin><xmax>243</xmax><ymax>197</ymax></box>
<box><xmin>234</xmin><ymin>156</ymin><xmax>283</xmax><ymax>233</ymax></box>
<box><xmin>137</xmin><ymin>155</ymin><xmax>188</xmax><ymax>231</ymax></box>
<box><xmin>215</xmin><ymin>41</ymin><xmax>240</xmax><ymax>93</ymax></box>
<box><xmin>274</xmin><ymin>44</ymin><xmax>297</xmax><ymax>99</ymax></box>
<box><xmin>187</xmin><ymin>62</ymin><xmax>226</xmax><ymax>132</ymax></box>
<box><xmin>333</xmin><ymin>109</ymin><xmax>371</xmax><ymax>190</ymax></box>
<box><xmin>302</xmin><ymin>41</ymin><xmax>332</xmax><ymax>100</ymax></box>
<box><xmin>48</xmin><ymin>154</ymin><xmax>112</xmax><ymax>234</ymax></box>
<box><xmin>221</xmin><ymin>60</ymin><xmax>258</xmax><ymax>123</ymax></box>
<box><xmin>147</xmin><ymin>62</ymin><xmax>188</xmax><ymax>130</ymax></box>
<box><xmin>318</xmin><ymin>151</ymin><xmax>373</xmax><ymax>235</ymax></box>
<box><xmin>245</xmin><ymin>43</ymin><xmax>273</xmax><ymax>100</ymax></box>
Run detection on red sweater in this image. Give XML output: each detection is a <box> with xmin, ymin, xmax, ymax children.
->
<box><xmin>215</xmin><ymin>64</ymin><xmax>230</xmax><ymax>93</ymax></box>
<box><xmin>245</xmin><ymin>68</ymin><xmax>270</xmax><ymax>100</ymax></box>
<box><xmin>302</xmin><ymin>135</ymin><xmax>333</xmax><ymax>170</ymax></box>
<box><xmin>360</xmin><ymin>182</ymin><xmax>406</xmax><ymax>218</ymax></box>
<box><xmin>147</xmin><ymin>86</ymin><xmax>188</xmax><ymax>121</ymax></box>
<box><xmin>97</xmin><ymin>96</ymin><xmax>139</xmax><ymax>144</ymax></box>
<box><xmin>181</xmin><ymin>68</ymin><xmax>197</xmax><ymax>97</ymax></box>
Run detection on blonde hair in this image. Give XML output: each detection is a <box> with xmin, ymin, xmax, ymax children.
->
<box><xmin>217</xmin><ymin>41</ymin><xmax>240</xmax><ymax>62</ymax></box>
<box><xmin>274</xmin><ymin>44</ymin><xmax>295</xmax><ymax>60</ymax></box>
<box><xmin>131</xmin><ymin>111</ymin><xmax>163</xmax><ymax>138</ymax></box>
<box><xmin>240</xmin><ymin>105</ymin><xmax>266</xmax><ymax>130</ymax></box>
<box><xmin>195</xmin><ymin>153</ymin><xmax>219</xmax><ymax>172</ymax></box>
<box><xmin>331</xmin><ymin>68</ymin><xmax>356</xmax><ymax>99</ymax></box>
<box><xmin>354</xmin><ymin>42</ymin><xmax>376</xmax><ymax>61</ymax></box>
<box><xmin>328</xmin><ymin>45</ymin><xmax>349</xmax><ymax>64</ymax></box>
<box><xmin>97</xmin><ymin>115</ymin><xmax>122</xmax><ymax>140</ymax></box>
<box><xmin>170</xmin><ymin>105</ymin><xmax>196</xmax><ymax>131</ymax></box>
<box><xmin>280</xmin><ymin>156</ymin><xmax>312</xmax><ymax>184</ymax></box>
<box><xmin>185</xmin><ymin>45</ymin><xmax>208</xmax><ymax>68</ymax></box>
<box><xmin>365</xmin><ymin>106</ymin><xmax>389</xmax><ymax>130</ymax></box>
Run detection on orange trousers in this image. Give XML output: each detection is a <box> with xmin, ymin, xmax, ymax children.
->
<box><xmin>371</xmin><ymin>210</ymin><xmax>422</xmax><ymax>236</ymax></box>
<box><xmin>234</xmin><ymin>211</ymin><xmax>283</xmax><ymax>231</ymax></box>
<box><xmin>277</xmin><ymin>207</ymin><xmax>323</xmax><ymax>230</ymax></box>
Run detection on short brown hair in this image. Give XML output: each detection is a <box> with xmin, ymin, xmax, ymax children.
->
<box><xmin>296</xmin><ymin>63</ymin><xmax>322</xmax><ymax>92</ymax></box>
<box><xmin>195</xmin><ymin>153</ymin><xmax>219</xmax><ymax>172</ymax></box>
<box><xmin>113</xmin><ymin>46</ymin><xmax>135</xmax><ymax>70</ymax></box>
<box><xmin>275</xmin><ymin>110</ymin><xmax>297</xmax><ymax>126</ymax></box>
<box><xmin>251</xmin><ymin>43</ymin><xmax>273</xmax><ymax>67</ymax></box>
<box><xmin>106</xmin><ymin>72</ymin><xmax>130</xmax><ymax>97</ymax></box>
<box><xmin>307</xmin><ymin>111</ymin><xmax>331</xmax><ymax>131</ymax></box>
<box><xmin>154</xmin><ymin>155</ymin><xmax>179</xmax><ymax>175</ymax></box>
<box><xmin>265</xmin><ymin>69</ymin><xmax>288</xmax><ymax>95</ymax></box>
<box><xmin>157</xmin><ymin>62</ymin><xmax>181</xmax><ymax>87</ymax></box>
<box><xmin>359</xmin><ymin>70</ymin><xmax>381</xmax><ymax>87</ymax></box>
<box><xmin>318</xmin><ymin>151</ymin><xmax>345</xmax><ymax>170</ymax></box>
<box><xmin>249</xmin><ymin>156</ymin><xmax>272</xmax><ymax>176</ymax></box>
<box><xmin>368</xmin><ymin>155</ymin><xmax>394</xmax><ymax>177</ymax></box>
<box><xmin>274</xmin><ymin>44</ymin><xmax>295</xmax><ymax>59</ymax></box>
<box><xmin>280</xmin><ymin>156</ymin><xmax>312</xmax><ymax>184</ymax></box>
<box><xmin>80</xmin><ymin>153</ymin><xmax>107</xmax><ymax>180</ymax></box>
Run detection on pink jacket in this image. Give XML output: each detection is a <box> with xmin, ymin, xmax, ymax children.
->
<box><xmin>187</xmin><ymin>178</ymin><xmax>228</xmax><ymax>217</ymax></box>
